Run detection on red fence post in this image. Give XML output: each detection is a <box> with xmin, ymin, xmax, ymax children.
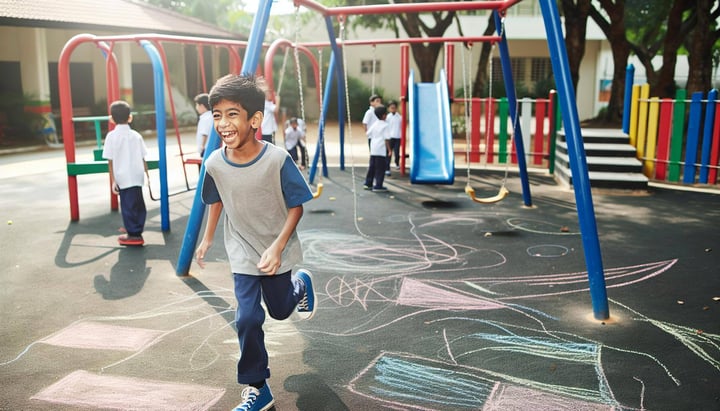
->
<box><xmin>471</xmin><ymin>98</ymin><xmax>481</xmax><ymax>162</ymax></box>
<box><xmin>709</xmin><ymin>103</ymin><xmax>720</xmax><ymax>184</ymax></box>
<box><xmin>534</xmin><ymin>98</ymin><xmax>547</xmax><ymax>165</ymax></box>
<box><xmin>486</xmin><ymin>97</ymin><xmax>495</xmax><ymax>163</ymax></box>
<box><xmin>654</xmin><ymin>98</ymin><xmax>673</xmax><ymax>181</ymax></box>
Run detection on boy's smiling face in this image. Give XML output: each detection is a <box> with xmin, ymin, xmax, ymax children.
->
<box><xmin>212</xmin><ymin>99</ymin><xmax>262</xmax><ymax>150</ymax></box>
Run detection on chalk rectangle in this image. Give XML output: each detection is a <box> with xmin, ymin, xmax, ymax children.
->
<box><xmin>42</xmin><ymin>321</ymin><xmax>164</xmax><ymax>351</ymax></box>
<box><xmin>31</xmin><ymin>370</ymin><xmax>225</xmax><ymax>410</ymax></box>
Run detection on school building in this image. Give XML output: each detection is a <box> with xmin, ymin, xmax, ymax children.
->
<box><xmin>0</xmin><ymin>0</ymin><xmax>238</xmax><ymax>136</ymax></box>
<box><xmin>0</xmin><ymin>0</ymin><xmax>701</xmax><ymax>140</ymax></box>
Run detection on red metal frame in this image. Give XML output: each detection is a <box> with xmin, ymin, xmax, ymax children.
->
<box><xmin>293</xmin><ymin>0</ymin><xmax>523</xmax><ymax>16</ymax></box>
<box><xmin>59</xmin><ymin>33</ymin><xmax>249</xmax><ymax>221</ymax></box>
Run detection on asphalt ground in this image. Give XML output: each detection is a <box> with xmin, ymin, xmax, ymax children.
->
<box><xmin>1</xmin><ymin>127</ymin><xmax>719</xmax><ymax>410</ymax></box>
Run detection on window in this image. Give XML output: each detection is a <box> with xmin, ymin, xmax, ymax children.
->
<box><xmin>531</xmin><ymin>58</ymin><xmax>552</xmax><ymax>82</ymax></box>
<box><xmin>361</xmin><ymin>59</ymin><xmax>381</xmax><ymax>74</ymax></box>
<box><xmin>0</xmin><ymin>61</ymin><xmax>22</xmax><ymax>96</ymax></box>
<box><xmin>49</xmin><ymin>62</ymin><xmax>95</xmax><ymax>110</ymax></box>
<box><xmin>491</xmin><ymin>57</ymin><xmax>524</xmax><ymax>84</ymax></box>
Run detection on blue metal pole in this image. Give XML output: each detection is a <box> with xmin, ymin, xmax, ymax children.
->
<box><xmin>309</xmin><ymin>51</ymin><xmax>336</xmax><ymax>184</ymax></box>
<box><xmin>622</xmin><ymin>64</ymin><xmax>635</xmax><ymax>134</ymax></box>
<box><xmin>176</xmin><ymin>0</ymin><xmax>274</xmax><ymax>276</ymax></box>
<box><xmin>699</xmin><ymin>89</ymin><xmax>718</xmax><ymax>184</ymax></box>
<box><xmin>539</xmin><ymin>0</ymin><xmax>609</xmax><ymax>320</ymax></box>
<box><xmin>325</xmin><ymin>15</ymin><xmax>346</xmax><ymax>170</ymax></box>
<box><xmin>493</xmin><ymin>11</ymin><xmax>532</xmax><ymax>207</ymax></box>
<box><xmin>139</xmin><ymin>40</ymin><xmax>170</xmax><ymax>232</ymax></box>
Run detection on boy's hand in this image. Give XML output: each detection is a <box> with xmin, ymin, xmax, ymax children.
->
<box><xmin>112</xmin><ymin>182</ymin><xmax>120</xmax><ymax>194</ymax></box>
<box><xmin>257</xmin><ymin>244</ymin><xmax>282</xmax><ymax>275</ymax></box>
<box><xmin>195</xmin><ymin>240</ymin><xmax>212</xmax><ymax>269</ymax></box>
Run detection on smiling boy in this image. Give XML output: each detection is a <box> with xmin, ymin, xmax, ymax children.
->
<box><xmin>194</xmin><ymin>74</ymin><xmax>316</xmax><ymax>411</ymax></box>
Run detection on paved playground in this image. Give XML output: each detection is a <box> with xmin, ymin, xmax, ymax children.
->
<box><xmin>1</xmin><ymin>128</ymin><xmax>719</xmax><ymax>410</ymax></box>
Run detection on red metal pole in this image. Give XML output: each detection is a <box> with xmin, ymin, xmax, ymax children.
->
<box><xmin>293</xmin><ymin>0</ymin><xmax>523</xmax><ymax>16</ymax></box>
<box><xmin>445</xmin><ymin>43</ymin><xmax>454</xmax><ymax>101</ymax></box>
<box><xmin>400</xmin><ymin>44</ymin><xmax>409</xmax><ymax>175</ymax></box>
<box><xmin>99</xmin><ymin>41</ymin><xmax>121</xmax><ymax>211</ymax></box>
<box><xmin>301</xmin><ymin>36</ymin><xmax>500</xmax><ymax>48</ymax></box>
<box><xmin>59</xmin><ymin>35</ymin><xmax>94</xmax><ymax>220</ymax></box>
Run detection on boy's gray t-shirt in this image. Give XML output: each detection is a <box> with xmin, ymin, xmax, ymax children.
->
<box><xmin>202</xmin><ymin>142</ymin><xmax>313</xmax><ymax>275</ymax></box>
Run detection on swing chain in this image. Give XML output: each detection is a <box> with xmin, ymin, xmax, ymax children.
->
<box><xmin>294</xmin><ymin>5</ymin><xmax>306</xmax><ymax>124</ymax></box>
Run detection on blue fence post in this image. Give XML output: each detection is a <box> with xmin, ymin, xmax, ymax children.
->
<box><xmin>175</xmin><ymin>0</ymin><xmax>274</xmax><ymax>276</ymax></box>
<box><xmin>683</xmin><ymin>91</ymin><xmax>704</xmax><ymax>184</ymax></box>
<box><xmin>622</xmin><ymin>64</ymin><xmax>635</xmax><ymax>134</ymax></box>
<box><xmin>539</xmin><ymin>0</ymin><xmax>609</xmax><ymax>320</ymax></box>
<box><xmin>699</xmin><ymin>89</ymin><xmax>717</xmax><ymax>184</ymax></box>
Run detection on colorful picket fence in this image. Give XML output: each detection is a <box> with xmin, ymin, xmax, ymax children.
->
<box><xmin>454</xmin><ymin>90</ymin><xmax>559</xmax><ymax>171</ymax></box>
<box><xmin>625</xmin><ymin>66</ymin><xmax>720</xmax><ymax>185</ymax></box>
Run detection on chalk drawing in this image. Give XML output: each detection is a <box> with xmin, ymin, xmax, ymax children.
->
<box><xmin>506</xmin><ymin>217</ymin><xmax>580</xmax><ymax>235</ymax></box>
<box><xmin>612</xmin><ymin>298</ymin><xmax>720</xmax><ymax>372</ymax></box>
<box><xmin>527</xmin><ymin>244</ymin><xmax>570</xmax><ymax>257</ymax></box>
<box><xmin>348</xmin><ymin>351</ymin><xmax>617</xmax><ymax>410</ymax></box>
<box><xmin>31</xmin><ymin>370</ymin><xmax>225</xmax><ymax>410</ymax></box>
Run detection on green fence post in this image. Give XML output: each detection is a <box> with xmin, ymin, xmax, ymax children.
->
<box><xmin>498</xmin><ymin>97</ymin><xmax>509</xmax><ymax>163</ymax></box>
<box><xmin>668</xmin><ymin>89</ymin><xmax>686</xmax><ymax>182</ymax></box>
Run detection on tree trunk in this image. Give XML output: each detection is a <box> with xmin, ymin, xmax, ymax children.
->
<box><xmin>560</xmin><ymin>0</ymin><xmax>591</xmax><ymax>93</ymax></box>
<box><xmin>397</xmin><ymin>11</ymin><xmax>456</xmax><ymax>83</ymax></box>
<box><xmin>651</xmin><ymin>0</ymin><xmax>692</xmax><ymax>97</ymax></box>
<box><xmin>685</xmin><ymin>0</ymin><xmax>718</xmax><ymax>93</ymax></box>
<box><xmin>591</xmin><ymin>0</ymin><xmax>629</xmax><ymax>124</ymax></box>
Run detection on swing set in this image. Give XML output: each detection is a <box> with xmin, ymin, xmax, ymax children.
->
<box><xmin>174</xmin><ymin>0</ymin><xmax>611</xmax><ymax>319</ymax></box>
<box><xmin>59</xmin><ymin>33</ymin><xmax>249</xmax><ymax>230</ymax></box>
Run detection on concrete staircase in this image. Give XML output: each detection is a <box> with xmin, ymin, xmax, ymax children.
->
<box><xmin>554</xmin><ymin>128</ymin><xmax>648</xmax><ymax>190</ymax></box>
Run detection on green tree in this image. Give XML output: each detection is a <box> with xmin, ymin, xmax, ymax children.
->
<box><xmin>586</xmin><ymin>0</ymin><xmax>719</xmax><ymax>123</ymax></box>
<box><xmin>329</xmin><ymin>0</ymin><xmax>466</xmax><ymax>83</ymax></box>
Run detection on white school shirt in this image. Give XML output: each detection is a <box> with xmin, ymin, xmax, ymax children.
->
<box><xmin>262</xmin><ymin>100</ymin><xmax>278</xmax><ymax>135</ymax></box>
<box><xmin>196</xmin><ymin>110</ymin><xmax>213</xmax><ymax>153</ymax></box>
<box><xmin>386</xmin><ymin>112</ymin><xmax>402</xmax><ymax>139</ymax></box>
<box><xmin>367</xmin><ymin>119</ymin><xmax>390</xmax><ymax>157</ymax></box>
<box><xmin>102</xmin><ymin>124</ymin><xmax>147</xmax><ymax>189</ymax></box>
<box><xmin>362</xmin><ymin>106</ymin><xmax>378</xmax><ymax>138</ymax></box>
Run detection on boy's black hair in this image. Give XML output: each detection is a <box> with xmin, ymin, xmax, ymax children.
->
<box><xmin>374</xmin><ymin>104</ymin><xmax>387</xmax><ymax>119</ymax></box>
<box><xmin>110</xmin><ymin>100</ymin><xmax>132</xmax><ymax>124</ymax></box>
<box><xmin>387</xmin><ymin>100</ymin><xmax>398</xmax><ymax>107</ymax></box>
<box><xmin>369</xmin><ymin>94</ymin><xmax>382</xmax><ymax>104</ymax></box>
<box><xmin>289</xmin><ymin>117</ymin><xmax>298</xmax><ymax>124</ymax></box>
<box><xmin>208</xmin><ymin>74</ymin><xmax>265</xmax><ymax>120</ymax></box>
<box><xmin>194</xmin><ymin>93</ymin><xmax>210</xmax><ymax>110</ymax></box>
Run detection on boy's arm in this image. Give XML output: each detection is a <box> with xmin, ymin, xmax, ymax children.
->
<box><xmin>107</xmin><ymin>159</ymin><xmax>119</xmax><ymax>194</ymax></box>
<box><xmin>257</xmin><ymin>205</ymin><xmax>304</xmax><ymax>275</ymax></box>
<box><xmin>195</xmin><ymin>201</ymin><xmax>223</xmax><ymax>269</ymax></box>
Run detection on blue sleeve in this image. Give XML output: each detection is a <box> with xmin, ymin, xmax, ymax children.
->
<box><xmin>281</xmin><ymin>156</ymin><xmax>313</xmax><ymax>208</ymax></box>
<box><xmin>201</xmin><ymin>172</ymin><xmax>221</xmax><ymax>205</ymax></box>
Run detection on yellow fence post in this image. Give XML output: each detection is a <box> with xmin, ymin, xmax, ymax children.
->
<box><xmin>644</xmin><ymin>97</ymin><xmax>660</xmax><ymax>177</ymax></box>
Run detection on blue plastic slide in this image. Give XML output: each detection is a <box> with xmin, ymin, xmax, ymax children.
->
<box><xmin>409</xmin><ymin>69</ymin><xmax>455</xmax><ymax>184</ymax></box>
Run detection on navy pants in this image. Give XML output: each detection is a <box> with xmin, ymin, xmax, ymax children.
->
<box><xmin>118</xmin><ymin>186</ymin><xmax>146</xmax><ymax>237</ymax></box>
<box><xmin>387</xmin><ymin>138</ymin><xmax>401</xmax><ymax>168</ymax></box>
<box><xmin>233</xmin><ymin>271</ymin><xmax>305</xmax><ymax>384</ymax></box>
<box><xmin>365</xmin><ymin>155</ymin><xmax>387</xmax><ymax>189</ymax></box>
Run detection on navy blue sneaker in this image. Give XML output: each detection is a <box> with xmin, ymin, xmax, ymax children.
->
<box><xmin>233</xmin><ymin>384</ymin><xmax>274</xmax><ymax>411</ymax></box>
<box><xmin>296</xmin><ymin>269</ymin><xmax>316</xmax><ymax>320</ymax></box>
